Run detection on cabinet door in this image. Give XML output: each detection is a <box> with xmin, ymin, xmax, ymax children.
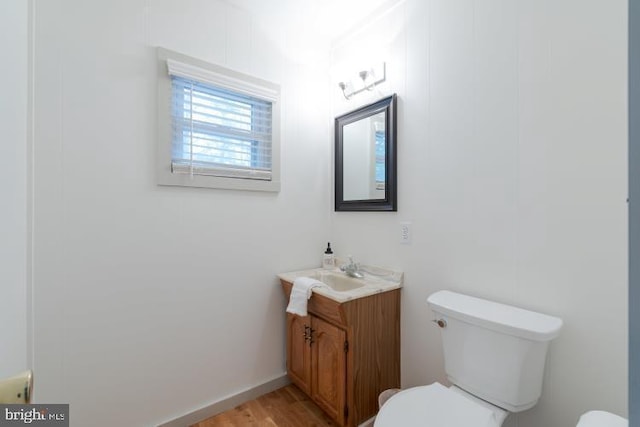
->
<box><xmin>311</xmin><ymin>316</ymin><xmax>347</xmax><ymax>425</ymax></box>
<box><xmin>286</xmin><ymin>313</ymin><xmax>311</xmax><ymax>395</ymax></box>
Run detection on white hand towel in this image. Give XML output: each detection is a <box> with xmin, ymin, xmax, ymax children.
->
<box><xmin>286</xmin><ymin>277</ymin><xmax>326</xmax><ymax>317</ymax></box>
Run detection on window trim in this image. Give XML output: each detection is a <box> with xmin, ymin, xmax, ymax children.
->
<box><xmin>156</xmin><ymin>47</ymin><xmax>281</xmax><ymax>192</ymax></box>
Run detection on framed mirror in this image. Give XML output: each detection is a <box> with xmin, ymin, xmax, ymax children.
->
<box><xmin>335</xmin><ymin>94</ymin><xmax>397</xmax><ymax>211</ymax></box>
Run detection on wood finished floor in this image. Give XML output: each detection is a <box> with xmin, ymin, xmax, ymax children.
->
<box><xmin>191</xmin><ymin>384</ymin><xmax>338</xmax><ymax>427</ymax></box>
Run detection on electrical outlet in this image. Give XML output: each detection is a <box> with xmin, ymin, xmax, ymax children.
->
<box><xmin>400</xmin><ymin>222</ymin><xmax>411</xmax><ymax>244</ymax></box>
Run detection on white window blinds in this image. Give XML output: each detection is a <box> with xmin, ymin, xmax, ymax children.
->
<box><xmin>166</xmin><ymin>59</ymin><xmax>278</xmax><ymax>181</ymax></box>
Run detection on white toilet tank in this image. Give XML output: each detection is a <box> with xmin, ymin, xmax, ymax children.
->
<box><xmin>428</xmin><ymin>291</ymin><xmax>562</xmax><ymax>413</ymax></box>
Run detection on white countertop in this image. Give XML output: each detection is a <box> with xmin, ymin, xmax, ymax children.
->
<box><xmin>278</xmin><ymin>266</ymin><xmax>403</xmax><ymax>303</ymax></box>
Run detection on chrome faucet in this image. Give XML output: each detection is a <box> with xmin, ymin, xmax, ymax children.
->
<box><xmin>340</xmin><ymin>256</ymin><xmax>364</xmax><ymax>278</ymax></box>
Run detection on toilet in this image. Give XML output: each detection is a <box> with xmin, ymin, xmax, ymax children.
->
<box><xmin>375</xmin><ymin>290</ymin><xmax>563</xmax><ymax>427</ymax></box>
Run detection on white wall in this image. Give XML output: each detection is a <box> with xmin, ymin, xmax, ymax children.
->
<box><xmin>31</xmin><ymin>0</ymin><xmax>330</xmax><ymax>425</ymax></box>
<box><xmin>0</xmin><ymin>0</ymin><xmax>29</xmax><ymax>379</ymax></box>
<box><xmin>330</xmin><ymin>1</ymin><xmax>628</xmax><ymax>426</ymax></box>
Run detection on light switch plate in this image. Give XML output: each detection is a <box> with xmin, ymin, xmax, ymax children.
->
<box><xmin>400</xmin><ymin>222</ymin><xmax>411</xmax><ymax>244</ymax></box>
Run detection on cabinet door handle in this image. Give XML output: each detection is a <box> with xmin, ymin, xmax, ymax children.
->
<box><xmin>308</xmin><ymin>328</ymin><xmax>316</xmax><ymax>346</ymax></box>
<box><xmin>304</xmin><ymin>325</ymin><xmax>310</xmax><ymax>341</ymax></box>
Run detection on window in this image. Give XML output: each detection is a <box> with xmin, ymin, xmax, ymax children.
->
<box><xmin>374</xmin><ymin>130</ymin><xmax>386</xmax><ymax>190</ymax></box>
<box><xmin>157</xmin><ymin>48</ymin><xmax>281</xmax><ymax>191</ymax></box>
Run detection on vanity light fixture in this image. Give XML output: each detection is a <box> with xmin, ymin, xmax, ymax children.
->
<box><xmin>338</xmin><ymin>81</ymin><xmax>351</xmax><ymax>100</ymax></box>
<box><xmin>337</xmin><ymin>62</ymin><xmax>386</xmax><ymax>100</ymax></box>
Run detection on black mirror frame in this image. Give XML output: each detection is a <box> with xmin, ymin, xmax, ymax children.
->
<box><xmin>335</xmin><ymin>94</ymin><xmax>397</xmax><ymax>212</ymax></box>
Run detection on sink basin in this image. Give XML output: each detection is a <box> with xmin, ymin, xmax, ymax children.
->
<box><xmin>308</xmin><ymin>271</ymin><xmax>365</xmax><ymax>292</ymax></box>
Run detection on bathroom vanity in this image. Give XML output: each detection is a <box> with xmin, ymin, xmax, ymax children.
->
<box><xmin>279</xmin><ymin>268</ymin><xmax>402</xmax><ymax>427</ymax></box>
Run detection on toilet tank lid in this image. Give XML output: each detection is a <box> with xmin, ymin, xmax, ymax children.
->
<box><xmin>428</xmin><ymin>290</ymin><xmax>563</xmax><ymax>342</ymax></box>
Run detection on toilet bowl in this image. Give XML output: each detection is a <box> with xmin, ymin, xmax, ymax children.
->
<box><xmin>576</xmin><ymin>411</ymin><xmax>628</xmax><ymax>427</ymax></box>
<box><xmin>375</xmin><ymin>382</ymin><xmax>507</xmax><ymax>427</ymax></box>
<box><xmin>374</xmin><ymin>290</ymin><xmax>563</xmax><ymax>427</ymax></box>
<box><xmin>376</xmin><ymin>395</ymin><xmax>628</xmax><ymax>427</ymax></box>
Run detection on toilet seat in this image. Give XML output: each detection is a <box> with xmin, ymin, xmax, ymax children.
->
<box><xmin>374</xmin><ymin>382</ymin><xmax>506</xmax><ymax>427</ymax></box>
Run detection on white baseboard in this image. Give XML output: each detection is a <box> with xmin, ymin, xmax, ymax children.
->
<box><xmin>157</xmin><ymin>373</ymin><xmax>290</xmax><ymax>427</ymax></box>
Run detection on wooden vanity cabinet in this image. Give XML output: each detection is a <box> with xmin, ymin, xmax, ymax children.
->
<box><xmin>286</xmin><ymin>314</ymin><xmax>312</xmax><ymax>395</ymax></box>
<box><xmin>287</xmin><ymin>313</ymin><xmax>347</xmax><ymax>423</ymax></box>
<box><xmin>281</xmin><ymin>280</ymin><xmax>401</xmax><ymax>427</ymax></box>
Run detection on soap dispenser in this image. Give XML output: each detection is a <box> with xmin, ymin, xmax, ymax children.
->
<box><xmin>323</xmin><ymin>242</ymin><xmax>335</xmax><ymax>270</ymax></box>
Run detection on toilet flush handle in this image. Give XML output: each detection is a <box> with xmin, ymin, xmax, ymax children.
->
<box><xmin>432</xmin><ymin>319</ymin><xmax>447</xmax><ymax>328</ymax></box>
